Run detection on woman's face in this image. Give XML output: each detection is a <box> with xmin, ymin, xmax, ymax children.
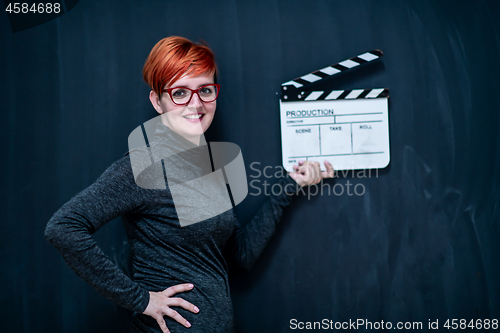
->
<box><xmin>150</xmin><ymin>71</ymin><xmax>216</xmax><ymax>145</ymax></box>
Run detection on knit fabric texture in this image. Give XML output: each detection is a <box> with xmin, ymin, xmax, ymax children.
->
<box><xmin>45</xmin><ymin>122</ymin><xmax>299</xmax><ymax>332</ymax></box>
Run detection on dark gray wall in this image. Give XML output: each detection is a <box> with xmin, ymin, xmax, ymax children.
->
<box><xmin>1</xmin><ymin>0</ymin><xmax>499</xmax><ymax>332</ymax></box>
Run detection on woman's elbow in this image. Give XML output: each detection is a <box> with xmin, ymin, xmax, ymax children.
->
<box><xmin>44</xmin><ymin>219</ymin><xmax>61</xmax><ymax>245</ymax></box>
<box><xmin>44</xmin><ymin>216</ymin><xmax>71</xmax><ymax>247</ymax></box>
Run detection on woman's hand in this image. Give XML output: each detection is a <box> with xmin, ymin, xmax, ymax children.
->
<box><xmin>288</xmin><ymin>160</ymin><xmax>335</xmax><ymax>187</ymax></box>
<box><xmin>143</xmin><ymin>283</ymin><xmax>199</xmax><ymax>333</ymax></box>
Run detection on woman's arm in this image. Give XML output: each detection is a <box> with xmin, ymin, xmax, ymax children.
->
<box><xmin>225</xmin><ymin>175</ymin><xmax>299</xmax><ymax>270</ymax></box>
<box><xmin>44</xmin><ymin>156</ymin><xmax>150</xmax><ymax>313</ymax></box>
<box><xmin>226</xmin><ymin>160</ymin><xmax>334</xmax><ymax>270</ymax></box>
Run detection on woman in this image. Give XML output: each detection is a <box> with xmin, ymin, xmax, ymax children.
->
<box><xmin>45</xmin><ymin>36</ymin><xmax>334</xmax><ymax>333</ymax></box>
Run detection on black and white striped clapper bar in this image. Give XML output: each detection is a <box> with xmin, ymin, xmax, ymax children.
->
<box><xmin>279</xmin><ymin>50</ymin><xmax>390</xmax><ymax>172</ymax></box>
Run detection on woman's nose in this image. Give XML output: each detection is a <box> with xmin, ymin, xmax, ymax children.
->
<box><xmin>188</xmin><ymin>92</ymin><xmax>203</xmax><ymax>107</ymax></box>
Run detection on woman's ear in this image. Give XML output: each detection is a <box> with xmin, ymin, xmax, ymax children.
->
<box><xmin>149</xmin><ymin>90</ymin><xmax>163</xmax><ymax>114</ymax></box>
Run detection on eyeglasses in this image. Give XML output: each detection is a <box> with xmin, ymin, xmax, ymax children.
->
<box><xmin>162</xmin><ymin>84</ymin><xmax>220</xmax><ymax>106</ymax></box>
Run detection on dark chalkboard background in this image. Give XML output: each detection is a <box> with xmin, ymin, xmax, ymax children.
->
<box><xmin>1</xmin><ymin>0</ymin><xmax>499</xmax><ymax>332</ymax></box>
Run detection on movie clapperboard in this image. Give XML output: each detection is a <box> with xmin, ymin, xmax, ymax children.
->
<box><xmin>279</xmin><ymin>50</ymin><xmax>390</xmax><ymax>171</ymax></box>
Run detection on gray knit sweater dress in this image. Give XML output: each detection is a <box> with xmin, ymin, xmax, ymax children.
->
<box><xmin>45</xmin><ymin>122</ymin><xmax>299</xmax><ymax>332</ymax></box>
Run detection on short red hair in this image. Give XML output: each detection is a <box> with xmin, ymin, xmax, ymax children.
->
<box><xmin>143</xmin><ymin>36</ymin><xmax>218</xmax><ymax>96</ymax></box>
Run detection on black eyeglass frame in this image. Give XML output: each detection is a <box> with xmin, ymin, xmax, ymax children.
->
<box><xmin>162</xmin><ymin>84</ymin><xmax>221</xmax><ymax>106</ymax></box>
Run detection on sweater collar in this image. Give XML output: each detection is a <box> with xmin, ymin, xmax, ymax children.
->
<box><xmin>153</xmin><ymin>121</ymin><xmax>207</xmax><ymax>154</ymax></box>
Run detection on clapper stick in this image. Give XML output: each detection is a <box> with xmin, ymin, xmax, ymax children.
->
<box><xmin>281</xmin><ymin>49</ymin><xmax>384</xmax><ymax>101</ymax></box>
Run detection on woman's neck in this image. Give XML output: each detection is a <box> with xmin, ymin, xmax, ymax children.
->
<box><xmin>161</xmin><ymin>120</ymin><xmax>202</xmax><ymax>146</ymax></box>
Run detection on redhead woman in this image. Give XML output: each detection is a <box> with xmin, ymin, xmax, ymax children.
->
<box><xmin>45</xmin><ymin>36</ymin><xmax>334</xmax><ymax>333</ymax></box>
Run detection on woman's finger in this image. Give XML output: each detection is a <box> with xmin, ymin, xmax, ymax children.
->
<box><xmin>294</xmin><ymin>161</ymin><xmax>306</xmax><ymax>175</ymax></box>
<box><xmin>167</xmin><ymin>297</ymin><xmax>200</xmax><ymax>314</ymax></box>
<box><xmin>322</xmin><ymin>160</ymin><xmax>335</xmax><ymax>178</ymax></box>
<box><xmin>294</xmin><ymin>161</ymin><xmax>323</xmax><ymax>186</ymax></box>
<box><xmin>305</xmin><ymin>163</ymin><xmax>313</xmax><ymax>182</ymax></box>
<box><xmin>163</xmin><ymin>283</ymin><xmax>194</xmax><ymax>297</ymax></box>
<box><xmin>163</xmin><ymin>308</ymin><xmax>191</xmax><ymax>328</ymax></box>
<box><xmin>301</xmin><ymin>162</ymin><xmax>315</xmax><ymax>184</ymax></box>
<box><xmin>296</xmin><ymin>163</ymin><xmax>308</xmax><ymax>176</ymax></box>
<box><xmin>154</xmin><ymin>315</ymin><xmax>170</xmax><ymax>333</ymax></box>
<box><xmin>305</xmin><ymin>161</ymin><xmax>322</xmax><ymax>185</ymax></box>
<box><xmin>314</xmin><ymin>162</ymin><xmax>322</xmax><ymax>183</ymax></box>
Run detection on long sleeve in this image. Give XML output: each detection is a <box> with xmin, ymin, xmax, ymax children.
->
<box><xmin>44</xmin><ymin>156</ymin><xmax>150</xmax><ymax>313</ymax></box>
<box><xmin>225</xmin><ymin>175</ymin><xmax>300</xmax><ymax>271</ymax></box>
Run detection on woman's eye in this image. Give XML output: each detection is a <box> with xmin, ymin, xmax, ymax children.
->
<box><xmin>172</xmin><ymin>89</ymin><xmax>188</xmax><ymax>97</ymax></box>
<box><xmin>200</xmin><ymin>87</ymin><xmax>213</xmax><ymax>95</ymax></box>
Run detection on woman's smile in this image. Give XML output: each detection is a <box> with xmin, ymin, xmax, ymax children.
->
<box><xmin>183</xmin><ymin>112</ymin><xmax>205</xmax><ymax>121</ymax></box>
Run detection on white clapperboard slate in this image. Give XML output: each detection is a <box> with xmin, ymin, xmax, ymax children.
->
<box><xmin>279</xmin><ymin>50</ymin><xmax>390</xmax><ymax>171</ymax></box>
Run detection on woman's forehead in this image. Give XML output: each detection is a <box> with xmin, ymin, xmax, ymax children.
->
<box><xmin>168</xmin><ymin>71</ymin><xmax>214</xmax><ymax>88</ymax></box>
